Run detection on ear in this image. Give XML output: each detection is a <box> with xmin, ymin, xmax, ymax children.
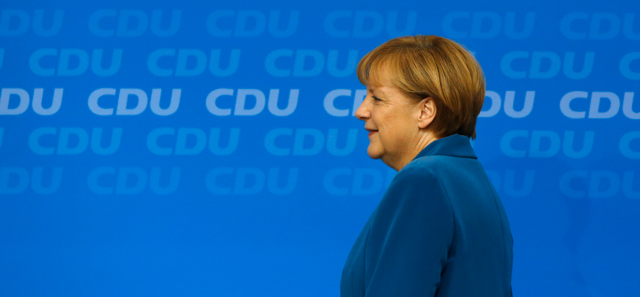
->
<box><xmin>417</xmin><ymin>97</ymin><xmax>437</xmax><ymax>129</ymax></box>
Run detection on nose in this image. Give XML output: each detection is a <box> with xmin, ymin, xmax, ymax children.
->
<box><xmin>354</xmin><ymin>95</ymin><xmax>370</xmax><ymax>121</ymax></box>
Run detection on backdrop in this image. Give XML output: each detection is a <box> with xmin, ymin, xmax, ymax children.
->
<box><xmin>1</xmin><ymin>0</ymin><xmax>639</xmax><ymax>296</ymax></box>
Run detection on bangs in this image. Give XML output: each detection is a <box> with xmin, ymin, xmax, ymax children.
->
<box><xmin>356</xmin><ymin>47</ymin><xmax>428</xmax><ymax>100</ymax></box>
<box><xmin>356</xmin><ymin>48</ymin><xmax>404</xmax><ymax>88</ymax></box>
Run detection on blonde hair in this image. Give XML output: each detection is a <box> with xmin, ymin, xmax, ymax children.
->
<box><xmin>356</xmin><ymin>35</ymin><xmax>485</xmax><ymax>139</ymax></box>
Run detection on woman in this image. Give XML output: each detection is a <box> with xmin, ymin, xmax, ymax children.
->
<box><xmin>341</xmin><ymin>35</ymin><xmax>513</xmax><ymax>297</ymax></box>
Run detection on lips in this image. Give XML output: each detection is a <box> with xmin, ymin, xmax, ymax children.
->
<box><xmin>366</xmin><ymin>128</ymin><xmax>378</xmax><ymax>136</ymax></box>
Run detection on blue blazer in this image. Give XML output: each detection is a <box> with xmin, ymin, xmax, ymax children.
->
<box><xmin>341</xmin><ymin>134</ymin><xmax>513</xmax><ymax>297</ymax></box>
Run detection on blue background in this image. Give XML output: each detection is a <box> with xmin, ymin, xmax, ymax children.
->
<box><xmin>1</xmin><ymin>0</ymin><xmax>639</xmax><ymax>296</ymax></box>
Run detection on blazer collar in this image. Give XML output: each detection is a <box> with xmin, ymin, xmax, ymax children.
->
<box><xmin>413</xmin><ymin>134</ymin><xmax>477</xmax><ymax>160</ymax></box>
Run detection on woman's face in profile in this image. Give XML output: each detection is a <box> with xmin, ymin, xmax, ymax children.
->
<box><xmin>354</xmin><ymin>67</ymin><xmax>423</xmax><ymax>166</ymax></box>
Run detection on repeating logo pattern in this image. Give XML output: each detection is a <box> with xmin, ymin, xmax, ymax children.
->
<box><xmin>1</xmin><ymin>4</ymin><xmax>639</xmax><ymax>297</ymax></box>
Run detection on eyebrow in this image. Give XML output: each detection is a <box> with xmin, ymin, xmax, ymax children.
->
<box><xmin>369</xmin><ymin>87</ymin><xmax>388</xmax><ymax>97</ymax></box>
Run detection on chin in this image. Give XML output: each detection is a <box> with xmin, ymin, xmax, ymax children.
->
<box><xmin>366</xmin><ymin>146</ymin><xmax>383</xmax><ymax>160</ymax></box>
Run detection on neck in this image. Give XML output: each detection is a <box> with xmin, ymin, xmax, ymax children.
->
<box><xmin>386</xmin><ymin>132</ymin><xmax>440</xmax><ymax>171</ymax></box>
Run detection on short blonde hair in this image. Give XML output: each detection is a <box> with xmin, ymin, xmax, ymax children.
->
<box><xmin>357</xmin><ymin>35</ymin><xmax>485</xmax><ymax>139</ymax></box>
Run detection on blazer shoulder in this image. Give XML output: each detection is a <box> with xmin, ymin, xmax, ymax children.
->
<box><xmin>393</xmin><ymin>161</ymin><xmax>438</xmax><ymax>185</ymax></box>
<box><xmin>393</xmin><ymin>155</ymin><xmax>450</xmax><ymax>182</ymax></box>
<box><xmin>409</xmin><ymin>154</ymin><xmax>457</xmax><ymax>168</ymax></box>
<box><xmin>386</xmin><ymin>159</ymin><xmax>450</xmax><ymax>204</ymax></box>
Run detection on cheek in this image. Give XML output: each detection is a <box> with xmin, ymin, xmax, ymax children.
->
<box><xmin>379</xmin><ymin>115</ymin><xmax>411</xmax><ymax>145</ymax></box>
<box><xmin>376</xmin><ymin>113</ymin><xmax>399</xmax><ymax>134</ymax></box>
<box><xmin>372</xmin><ymin>107</ymin><xmax>407</xmax><ymax>140</ymax></box>
<box><xmin>376</xmin><ymin>124</ymin><xmax>397</xmax><ymax>149</ymax></box>
<box><xmin>373</xmin><ymin>111</ymin><xmax>393</xmax><ymax>131</ymax></box>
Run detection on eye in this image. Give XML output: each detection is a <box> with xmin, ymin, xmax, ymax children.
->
<box><xmin>372</xmin><ymin>96</ymin><xmax>382</xmax><ymax>101</ymax></box>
